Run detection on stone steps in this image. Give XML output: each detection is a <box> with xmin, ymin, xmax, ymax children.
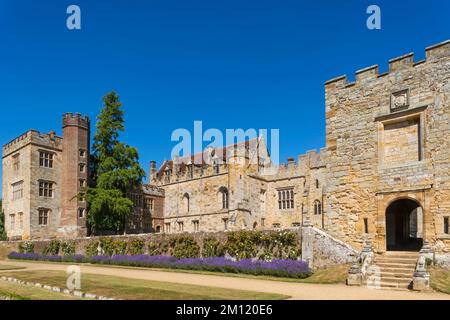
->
<box><xmin>365</xmin><ymin>251</ymin><xmax>418</xmax><ymax>290</ymax></box>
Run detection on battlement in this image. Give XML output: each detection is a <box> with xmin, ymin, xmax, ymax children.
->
<box><xmin>62</xmin><ymin>112</ymin><xmax>90</xmax><ymax>129</ymax></box>
<box><xmin>325</xmin><ymin>39</ymin><xmax>449</xmax><ymax>90</ymax></box>
<box><xmin>3</xmin><ymin>129</ymin><xmax>63</xmax><ymax>157</ymax></box>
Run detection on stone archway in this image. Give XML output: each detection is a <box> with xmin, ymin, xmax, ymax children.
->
<box><xmin>385</xmin><ymin>198</ymin><xmax>423</xmax><ymax>251</ymax></box>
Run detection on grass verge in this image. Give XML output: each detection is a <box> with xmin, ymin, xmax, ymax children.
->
<box><xmin>429</xmin><ymin>266</ymin><xmax>450</xmax><ymax>294</ymax></box>
<box><xmin>0</xmin><ymin>270</ymin><xmax>288</xmax><ymax>300</ymax></box>
<box><xmin>0</xmin><ymin>280</ymin><xmax>83</xmax><ymax>300</ymax></box>
<box><xmin>4</xmin><ymin>258</ymin><xmax>349</xmax><ymax>284</ymax></box>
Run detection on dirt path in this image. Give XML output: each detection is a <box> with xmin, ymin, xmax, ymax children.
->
<box><xmin>1</xmin><ymin>260</ymin><xmax>449</xmax><ymax>300</ymax></box>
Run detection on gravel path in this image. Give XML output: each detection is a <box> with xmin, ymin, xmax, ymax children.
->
<box><xmin>1</xmin><ymin>260</ymin><xmax>449</xmax><ymax>300</ymax></box>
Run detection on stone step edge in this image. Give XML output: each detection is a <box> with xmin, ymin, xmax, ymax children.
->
<box><xmin>0</xmin><ymin>276</ymin><xmax>115</xmax><ymax>300</ymax></box>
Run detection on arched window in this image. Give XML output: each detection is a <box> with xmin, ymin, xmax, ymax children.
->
<box><xmin>182</xmin><ymin>193</ymin><xmax>190</xmax><ymax>213</ymax></box>
<box><xmin>219</xmin><ymin>187</ymin><xmax>229</xmax><ymax>209</ymax></box>
<box><xmin>155</xmin><ymin>226</ymin><xmax>161</xmax><ymax>233</ymax></box>
<box><xmin>314</xmin><ymin>200</ymin><xmax>322</xmax><ymax>215</ymax></box>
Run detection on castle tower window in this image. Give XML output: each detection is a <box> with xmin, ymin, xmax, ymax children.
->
<box><xmin>444</xmin><ymin>217</ymin><xmax>449</xmax><ymax>235</ymax></box>
<box><xmin>13</xmin><ymin>153</ymin><xmax>20</xmax><ymax>171</ymax></box>
<box><xmin>79</xmin><ymin>149</ymin><xmax>86</xmax><ymax>157</ymax></box>
<box><xmin>364</xmin><ymin>218</ymin><xmax>369</xmax><ymax>234</ymax></box>
<box><xmin>261</xmin><ymin>218</ymin><xmax>265</xmax><ymax>227</ymax></box>
<box><xmin>39</xmin><ymin>181</ymin><xmax>54</xmax><ymax>198</ymax></box>
<box><xmin>79</xmin><ymin>163</ymin><xmax>86</xmax><ymax>173</ymax></box>
<box><xmin>39</xmin><ymin>151</ymin><xmax>54</xmax><ymax>168</ymax></box>
<box><xmin>79</xmin><ymin>179</ymin><xmax>86</xmax><ymax>188</ymax></box>
<box><xmin>183</xmin><ymin>193</ymin><xmax>190</xmax><ymax>213</ymax></box>
<box><xmin>38</xmin><ymin>209</ymin><xmax>49</xmax><ymax>225</ymax></box>
<box><xmin>10</xmin><ymin>214</ymin><xmax>15</xmax><ymax>230</ymax></box>
<box><xmin>219</xmin><ymin>187</ymin><xmax>229</xmax><ymax>209</ymax></box>
<box><xmin>193</xmin><ymin>220</ymin><xmax>199</xmax><ymax>232</ymax></box>
<box><xmin>316</xmin><ymin>179</ymin><xmax>319</xmax><ymax>189</ymax></box>
<box><xmin>187</xmin><ymin>164</ymin><xmax>193</xmax><ymax>178</ymax></box>
<box><xmin>18</xmin><ymin>213</ymin><xmax>23</xmax><ymax>230</ymax></box>
<box><xmin>278</xmin><ymin>188</ymin><xmax>294</xmax><ymax>210</ymax></box>
<box><xmin>223</xmin><ymin>218</ymin><xmax>228</xmax><ymax>230</ymax></box>
<box><xmin>314</xmin><ymin>200</ymin><xmax>322</xmax><ymax>215</ymax></box>
<box><xmin>78</xmin><ymin>208</ymin><xmax>85</xmax><ymax>218</ymax></box>
<box><xmin>12</xmin><ymin>181</ymin><xmax>24</xmax><ymax>200</ymax></box>
<box><xmin>177</xmin><ymin>221</ymin><xmax>184</xmax><ymax>232</ymax></box>
<box><xmin>213</xmin><ymin>162</ymin><xmax>220</xmax><ymax>174</ymax></box>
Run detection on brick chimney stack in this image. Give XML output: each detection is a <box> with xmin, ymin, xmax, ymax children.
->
<box><xmin>150</xmin><ymin>160</ymin><xmax>157</xmax><ymax>184</ymax></box>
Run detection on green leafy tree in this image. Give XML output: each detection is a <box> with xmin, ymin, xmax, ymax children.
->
<box><xmin>85</xmin><ymin>91</ymin><xmax>146</xmax><ymax>235</ymax></box>
<box><xmin>0</xmin><ymin>200</ymin><xmax>7</xmax><ymax>241</ymax></box>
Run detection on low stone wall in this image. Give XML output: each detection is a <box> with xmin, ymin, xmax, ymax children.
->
<box><xmin>435</xmin><ymin>253</ymin><xmax>450</xmax><ymax>269</ymax></box>
<box><xmin>301</xmin><ymin>225</ymin><xmax>357</xmax><ymax>269</ymax></box>
<box><xmin>0</xmin><ymin>229</ymin><xmax>301</xmax><ymax>259</ymax></box>
<box><xmin>1</xmin><ymin>227</ymin><xmax>360</xmax><ymax>269</ymax></box>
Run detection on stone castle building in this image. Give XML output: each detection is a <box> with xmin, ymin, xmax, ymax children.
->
<box><xmin>2</xmin><ymin>40</ymin><xmax>450</xmax><ymax>257</ymax></box>
<box><xmin>2</xmin><ymin>113</ymin><xmax>90</xmax><ymax>239</ymax></box>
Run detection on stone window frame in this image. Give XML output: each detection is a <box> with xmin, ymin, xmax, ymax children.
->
<box><xmin>177</xmin><ymin>221</ymin><xmax>184</xmax><ymax>232</ymax></box>
<box><xmin>38</xmin><ymin>208</ymin><xmax>50</xmax><ymax>226</ymax></box>
<box><xmin>192</xmin><ymin>220</ymin><xmax>199</xmax><ymax>232</ymax></box>
<box><xmin>164</xmin><ymin>222</ymin><xmax>171</xmax><ymax>233</ymax></box>
<box><xmin>38</xmin><ymin>180</ymin><xmax>55</xmax><ymax>198</ymax></box>
<box><xmin>79</xmin><ymin>149</ymin><xmax>86</xmax><ymax>158</ymax></box>
<box><xmin>18</xmin><ymin>212</ymin><xmax>24</xmax><ymax>230</ymax></box>
<box><xmin>314</xmin><ymin>200</ymin><xmax>322</xmax><ymax>215</ymax></box>
<box><xmin>182</xmin><ymin>193</ymin><xmax>190</xmax><ymax>213</ymax></box>
<box><xmin>39</xmin><ymin>150</ymin><xmax>54</xmax><ymax>168</ymax></box>
<box><xmin>78</xmin><ymin>208</ymin><xmax>85</xmax><ymax>218</ymax></box>
<box><xmin>9</xmin><ymin>214</ymin><xmax>15</xmax><ymax>230</ymax></box>
<box><xmin>143</xmin><ymin>197</ymin><xmax>154</xmax><ymax>210</ymax></box>
<box><xmin>12</xmin><ymin>153</ymin><xmax>20</xmax><ymax>171</ymax></box>
<box><xmin>277</xmin><ymin>187</ymin><xmax>294</xmax><ymax>210</ymax></box>
<box><xmin>218</xmin><ymin>187</ymin><xmax>229</xmax><ymax>209</ymax></box>
<box><xmin>79</xmin><ymin>163</ymin><xmax>86</xmax><ymax>173</ymax></box>
<box><xmin>11</xmin><ymin>180</ymin><xmax>24</xmax><ymax>201</ymax></box>
<box><xmin>222</xmin><ymin>218</ymin><xmax>228</xmax><ymax>230</ymax></box>
<box><xmin>376</xmin><ymin>106</ymin><xmax>427</xmax><ymax>170</ymax></box>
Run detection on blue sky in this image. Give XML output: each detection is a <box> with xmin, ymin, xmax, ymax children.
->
<box><xmin>0</xmin><ymin>0</ymin><xmax>449</xmax><ymax>187</ymax></box>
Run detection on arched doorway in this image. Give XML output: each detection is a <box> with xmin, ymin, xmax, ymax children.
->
<box><xmin>385</xmin><ymin>198</ymin><xmax>423</xmax><ymax>251</ymax></box>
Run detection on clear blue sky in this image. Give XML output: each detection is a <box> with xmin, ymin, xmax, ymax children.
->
<box><xmin>1</xmin><ymin>0</ymin><xmax>449</xmax><ymax>187</ymax></box>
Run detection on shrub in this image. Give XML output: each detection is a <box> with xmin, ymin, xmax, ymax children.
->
<box><xmin>98</xmin><ymin>237</ymin><xmax>127</xmax><ymax>256</ymax></box>
<box><xmin>170</xmin><ymin>235</ymin><xmax>200</xmax><ymax>258</ymax></box>
<box><xmin>202</xmin><ymin>237</ymin><xmax>225</xmax><ymax>258</ymax></box>
<box><xmin>147</xmin><ymin>241</ymin><xmax>169</xmax><ymax>256</ymax></box>
<box><xmin>226</xmin><ymin>230</ymin><xmax>261</xmax><ymax>260</ymax></box>
<box><xmin>60</xmin><ymin>241</ymin><xmax>76</xmax><ymax>256</ymax></box>
<box><xmin>85</xmin><ymin>240</ymin><xmax>100</xmax><ymax>257</ymax></box>
<box><xmin>127</xmin><ymin>238</ymin><xmax>145</xmax><ymax>255</ymax></box>
<box><xmin>42</xmin><ymin>240</ymin><xmax>61</xmax><ymax>256</ymax></box>
<box><xmin>18</xmin><ymin>241</ymin><xmax>34</xmax><ymax>254</ymax></box>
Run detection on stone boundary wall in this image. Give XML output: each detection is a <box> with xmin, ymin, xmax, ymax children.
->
<box><xmin>301</xmin><ymin>225</ymin><xmax>358</xmax><ymax>269</ymax></box>
<box><xmin>0</xmin><ymin>229</ymin><xmax>302</xmax><ymax>258</ymax></box>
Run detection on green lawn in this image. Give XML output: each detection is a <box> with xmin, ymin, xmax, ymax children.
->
<box><xmin>0</xmin><ymin>280</ymin><xmax>83</xmax><ymax>300</ymax></box>
<box><xmin>429</xmin><ymin>266</ymin><xmax>450</xmax><ymax>294</ymax></box>
<box><xmin>0</xmin><ymin>270</ymin><xmax>288</xmax><ymax>300</ymax></box>
<box><xmin>0</xmin><ymin>264</ymin><xmax>25</xmax><ymax>271</ymax></box>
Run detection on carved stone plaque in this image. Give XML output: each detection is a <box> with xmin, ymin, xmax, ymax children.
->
<box><xmin>391</xmin><ymin>89</ymin><xmax>409</xmax><ymax>112</ymax></box>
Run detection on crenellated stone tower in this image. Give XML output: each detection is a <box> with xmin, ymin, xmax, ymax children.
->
<box><xmin>59</xmin><ymin>112</ymin><xmax>90</xmax><ymax>238</ymax></box>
